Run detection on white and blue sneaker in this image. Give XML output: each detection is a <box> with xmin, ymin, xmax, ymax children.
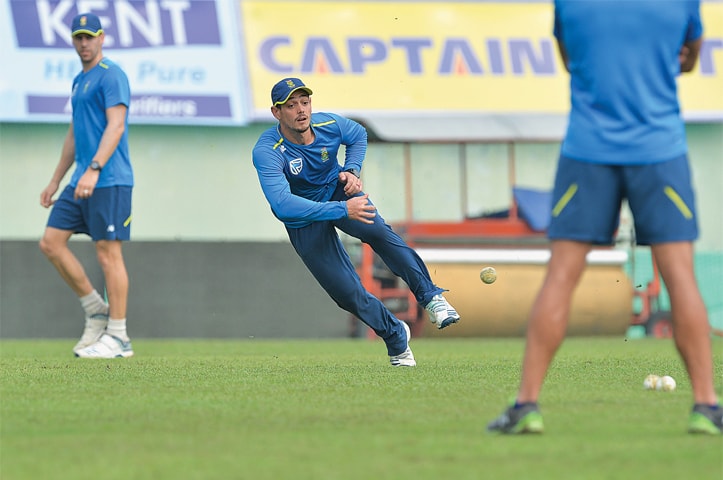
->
<box><xmin>389</xmin><ymin>321</ymin><xmax>416</xmax><ymax>367</ymax></box>
<box><xmin>75</xmin><ymin>334</ymin><xmax>134</xmax><ymax>358</ymax></box>
<box><xmin>73</xmin><ymin>312</ymin><xmax>109</xmax><ymax>354</ymax></box>
<box><xmin>425</xmin><ymin>294</ymin><xmax>460</xmax><ymax>329</ymax></box>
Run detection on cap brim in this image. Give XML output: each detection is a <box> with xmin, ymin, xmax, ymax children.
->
<box><xmin>72</xmin><ymin>29</ymin><xmax>103</xmax><ymax>37</ymax></box>
<box><xmin>273</xmin><ymin>87</ymin><xmax>313</xmax><ymax>106</ymax></box>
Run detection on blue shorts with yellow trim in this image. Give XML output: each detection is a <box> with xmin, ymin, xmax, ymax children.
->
<box><xmin>548</xmin><ymin>154</ymin><xmax>698</xmax><ymax>246</ymax></box>
<box><xmin>47</xmin><ymin>185</ymin><xmax>133</xmax><ymax>241</ymax></box>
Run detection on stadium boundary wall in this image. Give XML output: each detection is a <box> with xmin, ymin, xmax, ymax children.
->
<box><xmin>1</xmin><ymin>123</ymin><xmax>721</xmax><ymax>338</ymax></box>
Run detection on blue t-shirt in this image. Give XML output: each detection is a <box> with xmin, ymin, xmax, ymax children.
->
<box><xmin>554</xmin><ymin>0</ymin><xmax>702</xmax><ymax>164</ymax></box>
<box><xmin>252</xmin><ymin>112</ymin><xmax>367</xmax><ymax>228</ymax></box>
<box><xmin>69</xmin><ymin>58</ymin><xmax>133</xmax><ymax>187</ymax></box>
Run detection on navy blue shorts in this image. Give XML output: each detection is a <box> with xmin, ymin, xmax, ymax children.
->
<box><xmin>548</xmin><ymin>154</ymin><xmax>698</xmax><ymax>246</ymax></box>
<box><xmin>47</xmin><ymin>185</ymin><xmax>133</xmax><ymax>241</ymax></box>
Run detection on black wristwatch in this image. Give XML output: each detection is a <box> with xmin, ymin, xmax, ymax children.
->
<box><xmin>90</xmin><ymin>161</ymin><xmax>103</xmax><ymax>172</ymax></box>
<box><xmin>344</xmin><ymin>168</ymin><xmax>360</xmax><ymax>178</ymax></box>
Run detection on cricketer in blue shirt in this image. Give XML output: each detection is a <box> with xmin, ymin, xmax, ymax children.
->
<box><xmin>69</xmin><ymin>58</ymin><xmax>133</xmax><ymax>189</ymax></box>
<box><xmin>549</xmin><ymin>0</ymin><xmax>702</xmax><ymax>246</ymax></box>
<box><xmin>487</xmin><ymin>0</ymin><xmax>719</xmax><ymax>435</ymax></box>
<box><xmin>40</xmin><ymin>13</ymin><xmax>135</xmax><ymax>359</ymax></box>
<box><xmin>252</xmin><ymin>78</ymin><xmax>461</xmax><ymax>365</ymax></box>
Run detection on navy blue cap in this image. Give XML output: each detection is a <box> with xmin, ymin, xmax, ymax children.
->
<box><xmin>271</xmin><ymin>78</ymin><xmax>313</xmax><ymax>106</ymax></box>
<box><xmin>71</xmin><ymin>13</ymin><xmax>103</xmax><ymax>37</ymax></box>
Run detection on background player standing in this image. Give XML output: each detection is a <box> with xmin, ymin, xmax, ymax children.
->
<box><xmin>39</xmin><ymin>13</ymin><xmax>134</xmax><ymax>358</ymax></box>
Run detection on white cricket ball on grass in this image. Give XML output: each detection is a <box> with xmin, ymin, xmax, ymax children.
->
<box><xmin>657</xmin><ymin>375</ymin><xmax>677</xmax><ymax>392</ymax></box>
<box><xmin>480</xmin><ymin>266</ymin><xmax>497</xmax><ymax>284</ymax></box>
<box><xmin>643</xmin><ymin>374</ymin><xmax>660</xmax><ymax>390</ymax></box>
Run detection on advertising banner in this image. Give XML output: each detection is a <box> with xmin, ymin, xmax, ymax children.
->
<box><xmin>241</xmin><ymin>1</ymin><xmax>723</xmax><ymax>124</ymax></box>
<box><xmin>1</xmin><ymin>1</ymin><xmax>720</xmax><ymax>130</ymax></box>
<box><xmin>0</xmin><ymin>0</ymin><xmax>249</xmax><ymax>125</ymax></box>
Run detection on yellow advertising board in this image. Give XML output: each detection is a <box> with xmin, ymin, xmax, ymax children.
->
<box><xmin>681</xmin><ymin>1</ymin><xmax>723</xmax><ymax>120</ymax></box>
<box><xmin>241</xmin><ymin>1</ymin><xmax>723</xmax><ymax>121</ymax></box>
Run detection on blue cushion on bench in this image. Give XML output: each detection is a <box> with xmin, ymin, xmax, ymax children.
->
<box><xmin>513</xmin><ymin>187</ymin><xmax>552</xmax><ymax>232</ymax></box>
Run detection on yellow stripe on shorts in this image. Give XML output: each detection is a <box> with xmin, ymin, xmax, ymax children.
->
<box><xmin>123</xmin><ymin>215</ymin><xmax>132</xmax><ymax>227</ymax></box>
<box><xmin>663</xmin><ymin>186</ymin><xmax>693</xmax><ymax>219</ymax></box>
<box><xmin>551</xmin><ymin>183</ymin><xmax>578</xmax><ymax>217</ymax></box>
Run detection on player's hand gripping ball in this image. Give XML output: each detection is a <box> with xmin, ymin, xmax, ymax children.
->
<box><xmin>480</xmin><ymin>266</ymin><xmax>497</xmax><ymax>284</ymax></box>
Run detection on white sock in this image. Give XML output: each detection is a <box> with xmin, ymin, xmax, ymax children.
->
<box><xmin>106</xmin><ymin>318</ymin><xmax>129</xmax><ymax>342</ymax></box>
<box><xmin>80</xmin><ymin>290</ymin><xmax>108</xmax><ymax>317</ymax></box>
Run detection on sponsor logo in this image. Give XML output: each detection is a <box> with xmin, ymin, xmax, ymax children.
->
<box><xmin>26</xmin><ymin>94</ymin><xmax>232</xmax><ymax>118</ymax></box>
<box><xmin>258</xmin><ymin>35</ymin><xmax>722</xmax><ymax>77</ymax></box>
<box><xmin>259</xmin><ymin>35</ymin><xmax>558</xmax><ymax>76</ymax></box>
<box><xmin>289</xmin><ymin>158</ymin><xmax>303</xmax><ymax>175</ymax></box>
<box><xmin>10</xmin><ymin>0</ymin><xmax>222</xmax><ymax>49</ymax></box>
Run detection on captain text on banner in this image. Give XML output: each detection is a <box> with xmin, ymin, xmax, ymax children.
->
<box><xmin>241</xmin><ymin>1</ymin><xmax>723</xmax><ymax>123</ymax></box>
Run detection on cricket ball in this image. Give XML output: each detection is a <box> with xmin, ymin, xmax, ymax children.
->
<box><xmin>480</xmin><ymin>266</ymin><xmax>497</xmax><ymax>284</ymax></box>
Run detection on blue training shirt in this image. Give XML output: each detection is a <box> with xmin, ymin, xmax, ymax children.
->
<box><xmin>554</xmin><ymin>0</ymin><xmax>702</xmax><ymax>164</ymax></box>
<box><xmin>69</xmin><ymin>57</ymin><xmax>133</xmax><ymax>187</ymax></box>
<box><xmin>252</xmin><ymin>112</ymin><xmax>367</xmax><ymax>228</ymax></box>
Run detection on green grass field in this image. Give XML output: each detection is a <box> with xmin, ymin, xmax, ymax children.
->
<box><xmin>1</xmin><ymin>337</ymin><xmax>721</xmax><ymax>480</ymax></box>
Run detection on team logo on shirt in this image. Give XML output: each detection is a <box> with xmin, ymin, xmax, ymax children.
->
<box><xmin>289</xmin><ymin>158</ymin><xmax>303</xmax><ymax>175</ymax></box>
<box><xmin>321</xmin><ymin>147</ymin><xmax>329</xmax><ymax>162</ymax></box>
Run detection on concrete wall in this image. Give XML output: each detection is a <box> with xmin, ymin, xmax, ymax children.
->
<box><xmin>2</xmin><ymin>122</ymin><xmax>721</xmax><ymax>248</ymax></box>
<box><xmin>0</xmin><ymin>240</ymin><xmax>351</xmax><ymax>339</ymax></box>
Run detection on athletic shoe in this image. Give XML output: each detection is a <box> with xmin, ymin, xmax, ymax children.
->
<box><xmin>425</xmin><ymin>294</ymin><xmax>460</xmax><ymax>329</ymax></box>
<box><xmin>75</xmin><ymin>334</ymin><xmax>134</xmax><ymax>358</ymax></box>
<box><xmin>688</xmin><ymin>404</ymin><xmax>723</xmax><ymax>435</ymax></box>
<box><xmin>487</xmin><ymin>403</ymin><xmax>544</xmax><ymax>434</ymax></box>
<box><xmin>72</xmin><ymin>312</ymin><xmax>109</xmax><ymax>354</ymax></box>
<box><xmin>389</xmin><ymin>321</ymin><xmax>416</xmax><ymax>367</ymax></box>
